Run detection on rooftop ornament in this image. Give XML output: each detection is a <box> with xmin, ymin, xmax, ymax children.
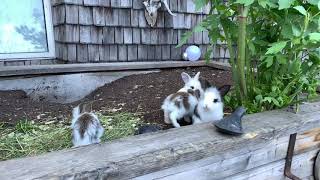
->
<box><xmin>143</xmin><ymin>0</ymin><xmax>176</xmax><ymax>27</ymax></box>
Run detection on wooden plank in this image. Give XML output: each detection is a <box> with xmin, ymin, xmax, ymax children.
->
<box><xmin>132</xmin><ymin>0</ymin><xmax>144</xmax><ymax>9</ymax></box>
<box><xmin>127</xmin><ymin>45</ymin><xmax>138</xmax><ymax>61</ymax></box>
<box><xmin>93</xmin><ymin>7</ymin><xmax>105</xmax><ymax>26</ymax></box>
<box><xmin>138</xmin><ymin>10</ymin><xmax>147</xmax><ymax>27</ymax></box>
<box><xmin>178</xmin><ymin>0</ymin><xmax>187</xmax><ymax>12</ymax></box>
<box><xmin>164</xmin><ymin>12</ymin><xmax>174</xmax><ymax>28</ymax></box>
<box><xmin>147</xmin><ymin>46</ymin><xmax>156</xmax><ymax>60</ymax></box>
<box><xmin>123</xmin><ymin>28</ymin><xmax>133</xmax><ymax>44</ymax></box>
<box><xmin>65</xmin><ymin>5</ymin><xmax>79</xmax><ymax>24</ymax></box>
<box><xmin>88</xmin><ymin>45</ymin><xmax>100</xmax><ymax>62</ymax></box>
<box><xmin>141</xmin><ymin>29</ymin><xmax>151</xmax><ymax>44</ymax></box>
<box><xmin>90</xmin><ymin>26</ymin><xmax>103</xmax><ymax>44</ymax></box>
<box><xmin>118</xmin><ymin>9</ymin><xmax>131</xmax><ymax>26</ymax></box>
<box><xmin>138</xmin><ymin>45</ymin><xmax>148</xmax><ymax>60</ymax></box>
<box><xmin>131</xmin><ymin>10</ymin><xmax>139</xmax><ymax>27</ymax></box>
<box><xmin>120</xmin><ymin>0</ymin><xmax>132</xmax><ymax>8</ymax></box>
<box><xmin>171</xmin><ymin>45</ymin><xmax>182</xmax><ymax>60</ymax></box>
<box><xmin>156</xmin><ymin>11</ymin><xmax>164</xmax><ymax>28</ymax></box>
<box><xmin>99</xmin><ymin>45</ymin><xmax>110</xmax><ymax>62</ymax></box>
<box><xmin>99</xmin><ymin>0</ymin><xmax>110</xmax><ymax>6</ymax></box>
<box><xmin>109</xmin><ymin>45</ymin><xmax>118</xmax><ymax>61</ymax></box>
<box><xmin>161</xmin><ymin>45</ymin><xmax>171</xmax><ymax>60</ymax></box>
<box><xmin>64</xmin><ymin>25</ymin><xmax>79</xmax><ymax>43</ymax></box>
<box><xmin>114</xmin><ymin>27</ymin><xmax>124</xmax><ymax>44</ymax></box>
<box><xmin>79</xmin><ymin>6</ymin><xmax>93</xmax><ymax>25</ymax></box>
<box><xmin>52</xmin><ymin>5</ymin><xmax>65</xmax><ymax>25</ymax></box>
<box><xmin>150</xmin><ymin>29</ymin><xmax>158</xmax><ymax>45</ymax></box>
<box><xmin>105</xmin><ymin>8</ymin><xmax>119</xmax><ymax>26</ymax></box>
<box><xmin>0</xmin><ymin>102</ymin><xmax>320</xmax><ymax>180</ymax></box>
<box><xmin>67</xmin><ymin>44</ymin><xmax>77</xmax><ymax>62</ymax></box>
<box><xmin>84</xmin><ymin>0</ymin><xmax>99</xmax><ymax>6</ymax></box>
<box><xmin>102</xmin><ymin>27</ymin><xmax>115</xmax><ymax>44</ymax></box>
<box><xmin>169</xmin><ymin>0</ymin><xmax>178</xmax><ymax>12</ymax></box>
<box><xmin>132</xmin><ymin>28</ymin><xmax>141</xmax><ymax>44</ymax></box>
<box><xmin>118</xmin><ymin>45</ymin><xmax>128</xmax><ymax>61</ymax></box>
<box><xmin>0</xmin><ymin>61</ymin><xmax>223</xmax><ymax>77</ymax></box>
<box><xmin>136</xmin><ymin>129</ymin><xmax>320</xmax><ymax>179</ymax></box>
<box><xmin>79</xmin><ymin>26</ymin><xmax>91</xmax><ymax>44</ymax></box>
<box><xmin>77</xmin><ymin>44</ymin><xmax>89</xmax><ymax>62</ymax></box>
<box><xmin>110</xmin><ymin>0</ymin><xmax>120</xmax><ymax>7</ymax></box>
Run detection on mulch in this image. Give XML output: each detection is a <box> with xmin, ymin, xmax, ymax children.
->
<box><xmin>0</xmin><ymin>67</ymin><xmax>232</xmax><ymax>128</ymax></box>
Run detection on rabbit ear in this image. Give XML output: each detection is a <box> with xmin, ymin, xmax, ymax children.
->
<box><xmin>181</xmin><ymin>72</ymin><xmax>191</xmax><ymax>83</ymax></box>
<box><xmin>218</xmin><ymin>85</ymin><xmax>231</xmax><ymax>97</ymax></box>
<box><xmin>194</xmin><ymin>72</ymin><xmax>200</xmax><ymax>80</ymax></box>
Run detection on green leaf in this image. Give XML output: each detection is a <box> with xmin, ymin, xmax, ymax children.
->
<box><xmin>293</xmin><ymin>6</ymin><xmax>307</xmax><ymax>16</ymax></box>
<box><xmin>318</xmin><ymin>1</ymin><xmax>320</xmax><ymax>9</ymax></box>
<box><xmin>204</xmin><ymin>49</ymin><xmax>213</xmax><ymax>64</ymax></box>
<box><xmin>265</xmin><ymin>56</ymin><xmax>274</xmax><ymax>67</ymax></box>
<box><xmin>307</xmin><ymin>0</ymin><xmax>319</xmax><ymax>5</ymax></box>
<box><xmin>309</xmin><ymin>33</ymin><xmax>320</xmax><ymax>42</ymax></box>
<box><xmin>194</xmin><ymin>0</ymin><xmax>209</xmax><ymax>10</ymax></box>
<box><xmin>258</xmin><ymin>0</ymin><xmax>267</xmax><ymax>8</ymax></box>
<box><xmin>291</xmin><ymin>24</ymin><xmax>301</xmax><ymax>37</ymax></box>
<box><xmin>235</xmin><ymin>0</ymin><xmax>255</xmax><ymax>6</ymax></box>
<box><xmin>176</xmin><ymin>31</ymin><xmax>192</xmax><ymax>48</ymax></box>
<box><xmin>278</xmin><ymin>0</ymin><xmax>294</xmax><ymax>9</ymax></box>
<box><xmin>265</xmin><ymin>41</ymin><xmax>287</xmax><ymax>54</ymax></box>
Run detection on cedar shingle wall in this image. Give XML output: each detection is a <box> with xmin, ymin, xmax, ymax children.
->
<box><xmin>0</xmin><ymin>0</ymin><xmax>229</xmax><ymax>66</ymax></box>
<box><xmin>51</xmin><ymin>0</ymin><xmax>217</xmax><ymax>63</ymax></box>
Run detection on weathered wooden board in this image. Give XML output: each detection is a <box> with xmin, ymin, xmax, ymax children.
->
<box><xmin>136</xmin><ymin>128</ymin><xmax>320</xmax><ymax>179</ymax></box>
<box><xmin>0</xmin><ymin>102</ymin><xmax>319</xmax><ymax>180</ymax></box>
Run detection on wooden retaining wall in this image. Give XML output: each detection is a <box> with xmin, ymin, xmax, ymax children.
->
<box><xmin>0</xmin><ymin>101</ymin><xmax>319</xmax><ymax>180</ymax></box>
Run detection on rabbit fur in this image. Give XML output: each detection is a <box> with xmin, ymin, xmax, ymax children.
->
<box><xmin>193</xmin><ymin>85</ymin><xmax>231</xmax><ymax>123</ymax></box>
<box><xmin>71</xmin><ymin>103</ymin><xmax>104</xmax><ymax>147</ymax></box>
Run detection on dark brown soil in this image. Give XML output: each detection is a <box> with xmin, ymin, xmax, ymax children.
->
<box><xmin>0</xmin><ymin>67</ymin><xmax>232</xmax><ymax>128</ymax></box>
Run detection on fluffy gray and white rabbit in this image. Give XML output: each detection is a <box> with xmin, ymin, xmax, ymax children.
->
<box><xmin>161</xmin><ymin>90</ymin><xmax>201</xmax><ymax>128</ymax></box>
<box><xmin>192</xmin><ymin>85</ymin><xmax>231</xmax><ymax>123</ymax></box>
<box><xmin>71</xmin><ymin>103</ymin><xmax>104</xmax><ymax>147</ymax></box>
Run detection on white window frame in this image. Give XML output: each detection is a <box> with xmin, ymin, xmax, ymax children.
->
<box><xmin>0</xmin><ymin>0</ymin><xmax>55</xmax><ymax>60</ymax></box>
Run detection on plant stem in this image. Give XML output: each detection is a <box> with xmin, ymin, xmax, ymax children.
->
<box><xmin>237</xmin><ymin>5</ymin><xmax>249</xmax><ymax>103</ymax></box>
<box><xmin>221</xmin><ymin>19</ymin><xmax>241</xmax><ymax>102</ymax></box>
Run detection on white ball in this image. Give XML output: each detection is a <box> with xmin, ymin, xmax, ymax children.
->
<box><xmin>185</xmin><ymin>45</ymin><xmax>201</xmax><ymax>61</ymax></box>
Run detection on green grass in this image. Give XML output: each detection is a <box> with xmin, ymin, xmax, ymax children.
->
<box><xmin>0</xmin><ymin>112</ymin><xmax>141</xmax><ymax>161</ymax></box>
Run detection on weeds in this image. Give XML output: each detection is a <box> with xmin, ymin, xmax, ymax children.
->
<box><xmin>0</xmin><ymin>112</ymin><xmax>141</xmax><ymax>161</ymax></box>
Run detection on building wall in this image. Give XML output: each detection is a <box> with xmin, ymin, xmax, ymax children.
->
<box><xmin>52</xmin><ymin>0</ymin><xmax>213</xmax><ymax>63</ymax></box>
<box><xmin>1</xmin><ymin>0</ymin><xmax>229</xmax><ymax>66</ymax></box>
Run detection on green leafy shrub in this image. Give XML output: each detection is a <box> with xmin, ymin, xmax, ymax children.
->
<box><xmin>179</xmin><ymin>0</ymin><xmax>320</xmax><ymax>113</ymax></box>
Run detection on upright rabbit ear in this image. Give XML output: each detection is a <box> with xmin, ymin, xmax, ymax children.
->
<box><xmin>219</xmin><ymin>85</ymin><xmax>231</xmax><ymax>97</ymax></box>
<box><xmin>181</xmin><ymin>72</ymin><xmax>191</xmax><ymax>83</ymax></box>
<box><xmin>194</xmin><ymin>72</ymin><xmax>200</xmax><ymax>80</ymax></box>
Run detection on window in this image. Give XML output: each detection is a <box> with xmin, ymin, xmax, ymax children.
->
<box><xmin>0</xmin><ymin>0</ymin><xmax>55</xmax><ymax>60</ymax></box>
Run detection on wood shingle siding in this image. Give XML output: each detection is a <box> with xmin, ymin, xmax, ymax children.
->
<box><xmin>0</xmin><ymin>0</ymin><xmax>230</xmax><ymax>66</ymax></box>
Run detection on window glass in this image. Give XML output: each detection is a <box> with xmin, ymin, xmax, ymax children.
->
<box><xmin>0</xmin><ymin>0</ymin><xmax>48</xmax><ymax>54</ymax></box>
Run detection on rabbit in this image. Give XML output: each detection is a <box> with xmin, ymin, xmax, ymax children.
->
<box><xmin>161</xmin><ymin>90</ymin><xmax>201</xmax><ymax>128</ymax></box>
<box><xmin>71</xmin><ymin>103</ymin><xmax>104</xmax><ymax>147</ymax></box>
<box><xmin>192</xmin><ymin>85</ymin><xmax>231</xmax><ymax>123</ymax></box>
<box><xmin>177</xmin><ymin>72</ymin><xmax>212</xmax><ymax>123</ymax></box>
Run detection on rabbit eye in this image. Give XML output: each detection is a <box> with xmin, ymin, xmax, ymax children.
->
<box><xmin>190</xmin><ymin>86</ymin><xmax>194</xmax><ymax>89</ymax></box>
<box><xmin>213</xmin><ymin>99</ymin><xmax>219</xmax><ymax>103</ymax></box>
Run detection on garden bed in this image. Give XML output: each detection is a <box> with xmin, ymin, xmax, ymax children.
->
<box><xmin>0</xmin><ymin>66</ymin><xmax>232</xmax><ymax>128</ymax></box>
<box><xmin>0</xmin><ymin>66</ymin><xmax>232</xmax><ymax>160</ymax></box>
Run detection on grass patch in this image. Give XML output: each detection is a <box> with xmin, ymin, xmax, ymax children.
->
<box><xmin>0</xmin><ymin>112</ymin><xmax>141</xmax><ymax>161</ymax></box>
